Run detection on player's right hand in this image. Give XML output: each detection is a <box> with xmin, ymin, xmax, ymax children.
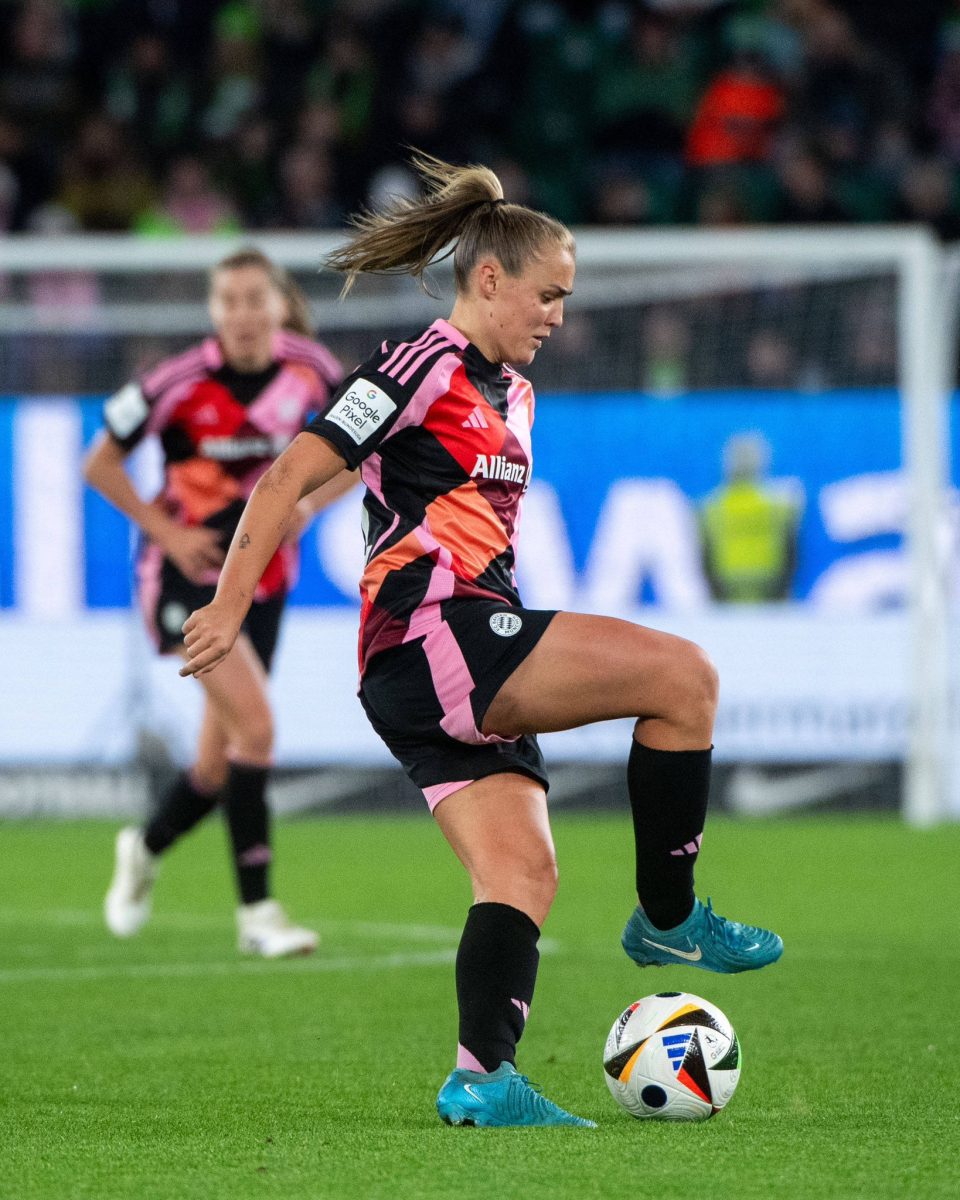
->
<box><xmin>179</xmin><ymin>602</ymin><xmax>240</xmax><ymax>678</ymax></box>
<box><xmin>162</xmin><ymin>526</ymin><xmax>225</xmax><ymax>583</ymax></box>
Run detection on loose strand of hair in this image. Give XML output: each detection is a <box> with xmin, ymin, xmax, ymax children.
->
<box><xmin>325</xmin><ymin>152</ymin><xmax>503</xmax><ymax>296</ymax></box>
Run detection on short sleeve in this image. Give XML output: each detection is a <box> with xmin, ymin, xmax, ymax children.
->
<box><xmin>103</xmin><ymin>380</ymin><xmax>152</xmax><ymax>451</ymax></box>
<box><xmin>305</xmin><ymin>370</ymin><xmax>407</xmax><ymax>470</ymax></box>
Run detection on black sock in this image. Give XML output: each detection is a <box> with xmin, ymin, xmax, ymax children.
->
<box><xmin>143</xmin><ymin>771</ymin><xmax>220</xmax><ymax>856</ymax></box>
<box><xmin>223</xmin><ymin>762</ymin><xmax>271</xmax><ymax>905</ymax></box>
<box><xmin>456</xmin><ymin>902</ymin><xmax>540</xmax><ymax>1073</ymax></box>
<box><xmin>628</xmin><ymin>741</ymin><xmax>712</xmax><ymax>930</ymax></box>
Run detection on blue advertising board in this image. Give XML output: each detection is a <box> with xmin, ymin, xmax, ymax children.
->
<box><xmin>0</xmin><ymin>389</ymin><xmax>940</xmax><ymax>614</ymax></box>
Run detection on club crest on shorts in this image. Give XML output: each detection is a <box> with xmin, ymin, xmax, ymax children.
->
<box><xmin>161</xmin><ymin>601</ymin><xmax>190</xmax><ymax>636</ymax></box>
<box><xmin>489</xmin><ymin>611</ymin><xmax>523</xmax><ymax>637</ymax></box>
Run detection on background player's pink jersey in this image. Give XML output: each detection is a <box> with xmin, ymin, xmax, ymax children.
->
<box><xmin>104</xmin><ymin>329</ymin><xmax>343</xmax><ymax>598</ymax></box>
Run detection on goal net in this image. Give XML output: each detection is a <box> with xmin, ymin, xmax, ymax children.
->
<box><xmin>0</xmin><ymin>229</ymin><xmax>954</xmax><ymax>823</ymax></box>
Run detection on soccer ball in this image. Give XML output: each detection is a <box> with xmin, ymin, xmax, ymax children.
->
<box><xmin>602</xmin><ymin>991</ymin><xmax>741</xmax><ymax>1121</ymax></box>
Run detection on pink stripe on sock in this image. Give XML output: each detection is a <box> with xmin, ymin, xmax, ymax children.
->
<box><xmin>511</xmin><ymin>998</ymin><xmax>530</xmax><ymax>1021</ymax></box>
<box><xmin>669</xmin><ymin>833</ymin><xmax>703</xmax><ymax>857</ymax></box>
<box><xmin>238</xmin><ymin>843</ymin><xmax>272</xmax><ymax>867</ymax></box>
<box><xmin>456</xmin><ymin>1044</ymin><xmax>488</xmax><ymax>1073</ymax></box>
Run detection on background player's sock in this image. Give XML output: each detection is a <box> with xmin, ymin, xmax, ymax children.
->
<box><xmin>223</xmin><ymin>762</ymin><xmax>272</xmax><ymax>904</ymax></box>
<box><xmin>143</xmin><ymin>771</ymin><xmax>220</xmax><ymax>856</ymax></box>
<box><xmin>627</xmin><ymin>741</ymin><xmax>712</xmax><ymax>930</ymax></box>
<box><xmin>455</xmin><ymin>902</ymin><xmax>540</xmax><ymax>1072</ymax></box>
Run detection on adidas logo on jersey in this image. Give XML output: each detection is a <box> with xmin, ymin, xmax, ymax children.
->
<box><xmin>471</xmin><ymin>454</ymin><xmax>528</xmax><ymax>486</ymax></box>
<box><xmin>193</xmin><ymin>403</ymin><xmax>221</xmax><ymax>426</ymax></box>
<box><xmin>461</xmin><ymin>406</ymin><xmax>489</xmax><ymax>430</ymax></box>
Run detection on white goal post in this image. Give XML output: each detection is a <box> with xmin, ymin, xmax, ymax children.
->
<box><xmin>0</xmin><ymin>227</ymin><xmax>954</xmax><ymax>824</ymax></box>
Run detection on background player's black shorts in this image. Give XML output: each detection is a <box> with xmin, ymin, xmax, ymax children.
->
<box><xmin>143</xmin><ymin>556</ymin><xmax>286</xmax><ymax>673</ymax></box>
<box><xmin>359</xmin><ymin>600</ymin><xmax>558</xmax><ymax>807</ymax></box>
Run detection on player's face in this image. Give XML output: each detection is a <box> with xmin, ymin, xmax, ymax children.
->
<box><xmin>208</xmin><ymin>265</ymin><xmax>286</xmax><ymax>371</ymax></box>
<box><xmin>493</xmin><ymin>243</ymin><xmax>575</xmax><ymax>366</ymax></box>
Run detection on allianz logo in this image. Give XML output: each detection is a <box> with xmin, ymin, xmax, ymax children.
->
<box><xmin>198</xmin><ymin>434</ymin><xmax>290</xmax><ymax>460</ymax></box>
<box><xmin>470</xmin><ymin>454</ymin><xmax>528</xmax><ymax>486</ymax></box>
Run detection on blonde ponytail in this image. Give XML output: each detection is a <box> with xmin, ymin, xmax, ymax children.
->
<box><xmin>325</xmin><ymin>151</ymin><xmax>573</xmax><ymax>296</ymax></box>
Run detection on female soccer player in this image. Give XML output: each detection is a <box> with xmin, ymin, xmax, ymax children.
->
<box><xmin>85</xmin><ymin>248</ymin><xmax>354</xmax><ymax>958</ymax></box>
<box><xmin>179</xmin><ymin>157</ymin><xmax>783</xmax><ymax>1122</ymax></box>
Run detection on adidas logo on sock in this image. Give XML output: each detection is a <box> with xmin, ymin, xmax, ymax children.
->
<box><xmin>461</xmin><ymin>406</ymin><xmax>489</xmax><ymax>430</ymax></box>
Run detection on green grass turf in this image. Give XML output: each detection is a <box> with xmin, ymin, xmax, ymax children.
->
<box><xmin>1</xmin><ymin>813</ymin><xmax>958</xmax><ymax>1200</ymax></box>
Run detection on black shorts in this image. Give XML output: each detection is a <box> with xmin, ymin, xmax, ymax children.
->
<box><xmin>139</xmin><ymin>553</ymin><xmax>286</xmax><ymax>673</ymax></box>
<box><xmin>359</xmin><ymin>599</ymin><xmax>558</xmax><ymax>810</ymax></box>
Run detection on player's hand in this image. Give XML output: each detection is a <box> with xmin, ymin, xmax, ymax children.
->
<box><xmin>161</xmin><ymin>525</ymin><xmax>225</xmax><ymax>583</ymax></box>
<box><xmin>179</xmin><ymin>601</ymin><xmax>241</xmax><ymax>677</ymax></box>
<box><xmin>282</xmin><ymin>497</ymin><xmax>314</xmax><ymax>546</ymax></box>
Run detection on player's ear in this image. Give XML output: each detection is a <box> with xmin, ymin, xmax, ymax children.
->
<box><xmin>474</xmin><ymin>258</ymin><xmax>501</xmax><ymax>300</ymax></box>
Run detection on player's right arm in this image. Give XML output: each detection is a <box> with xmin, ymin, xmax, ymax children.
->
<box><xmin>82</xmin><ymin>431</ymin><xmax>225</xmax><ymax>582</ymax></box>
<box><xmin>180</xmin><ymin>432</ymin><xmax>347</xmax><ymax>677</ymax></box>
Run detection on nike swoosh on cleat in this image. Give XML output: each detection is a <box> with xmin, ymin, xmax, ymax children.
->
<box><xmin>463</xmin><ymin>1085</ymin><xmax>486</xmax><ymax>1103</ymax></box>
<box><xmin>640</xmin><ymin>938</ymin><xmax>703</xmax><ymax>961</ymax></box>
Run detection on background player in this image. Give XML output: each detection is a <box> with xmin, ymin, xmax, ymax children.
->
<box><xmin>177</xmin><ymin>156</ymin><xmax>783</xmax><ymax>1121</ymax></box>
<box><xmin>84</xmin><ymin>248</ymin><xmax>353</xmax><ymax>957</ymax></box>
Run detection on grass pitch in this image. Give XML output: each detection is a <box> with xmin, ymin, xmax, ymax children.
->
<box><xmin>1</xmin><ymin>813</ymin><xmax>958</xmax><ymax>1200</ymax></box>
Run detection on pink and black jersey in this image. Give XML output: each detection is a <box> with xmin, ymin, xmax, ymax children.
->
<box><xmin>104</xmin><ymin>330</ymin><xmax>343</xmax><ymax>598</ymax></box>
<box><xmin>307</xmin><ymin>318</ymin><xmax>536</xmax><ymax>672</ymax></box>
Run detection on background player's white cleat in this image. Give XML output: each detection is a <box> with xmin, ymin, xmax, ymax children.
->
<box><xmin>105</xmin><ymin>827</ymin><xmax>158</xmax><ymax>937</ymax></box>
<box><xmin>236</xmin><ymin>899</ymin><xmax>318</xmax><ymax>958</ymax></box>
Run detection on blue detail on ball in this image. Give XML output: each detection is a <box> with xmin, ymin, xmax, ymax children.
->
<box><xmin>641</xmin><ymin>1085</ymin><xmax>668</xmax><ymax>1109</ymax></box>
<box><xmin>662</xmin><ymin>1032</ymin><xmax>692</xmax><ymax>1071</ymax></box>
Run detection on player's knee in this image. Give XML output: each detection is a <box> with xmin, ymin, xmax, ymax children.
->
<box><xmin>664</xmin><ymin>640</ymin><xmax>718</xmax><ymax>732</ymax></box>
<box><xmin>231</xmin><ymin>709</ymin><xmax>274</xmax><ymax>763</ymax></box>
<box><xmin>516</xmin><ymin>845</ymin><xmax>559</xmax><ymax>908</ymax></box>
<box><xmin>481</xmin><ymin>843</ymin><xmax>557</xmax><ymax>913</ymax></box>
<box><xmin>687</xmin><ymin>642</ymin><xmax>719</xmax><ymax>716</ymax></box>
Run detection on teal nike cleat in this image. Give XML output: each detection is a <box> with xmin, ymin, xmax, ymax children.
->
<box><xmin>436</xmin><ymin>1061</ymin><xmax>596</xmax><ymax>1128</ymax></box>
<box><xmin>622</xmin><ymin>897</ymin><xmax>783</xmax><ymax>974</ymax></box>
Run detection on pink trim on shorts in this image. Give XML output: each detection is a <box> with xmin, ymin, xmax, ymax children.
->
<box><xmin>423</xmin><ymin>779</ymin><xmax>474</xmax><ymax>812</ymax></box>
<box><xmin>417</xmin><ymin>609</ymin><xmax>516</xmax><ymax>746</ymax></box>
<box><xmin>136</xmin><ymin>542</ymin><xmax>165</xmax><ymax>651</ymax></box>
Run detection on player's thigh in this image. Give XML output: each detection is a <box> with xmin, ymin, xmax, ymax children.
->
<box><xmin>482</xmin><ymin>611</ymin><xmax>717</xmax><ymax>737</ymax></box>
<box><xmin>179</xmin><ymin>633</ymin><xmax>272</xmax><ymax>734</ymax></box>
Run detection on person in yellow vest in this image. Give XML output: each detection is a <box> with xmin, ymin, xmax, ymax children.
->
<box><xmin>699</xmin><ymin>432</ymin><xmax>799</xmax><ymax>602</ymax></box>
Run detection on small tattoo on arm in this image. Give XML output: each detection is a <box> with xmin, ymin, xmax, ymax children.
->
<box><xmin>238</xmin><ymin>534</ymin><xmax>250</xmax><ymax>549</ymax></box>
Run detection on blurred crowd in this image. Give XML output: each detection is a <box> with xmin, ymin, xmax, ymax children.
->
<box><xmin>2</xmin><ymin>0</ymin><xmax>959</xmax><ymax>237</ymax></box>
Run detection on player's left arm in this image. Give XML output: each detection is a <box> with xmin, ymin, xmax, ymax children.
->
<box><xmin>180</xmin><ymin>432</ymin><xmax>346</xmax><ymax>677</ymax></box>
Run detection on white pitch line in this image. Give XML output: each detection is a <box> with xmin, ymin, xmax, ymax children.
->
<box><xmin>0</xmin><ymin>909</ymin><xmax>559</xmax><ymax>955</ymax></box>
<box><xmin>0</xmin><ymin>949</ymin><xmax>458</xmax><ymax>985</ymax></box>
<box><xmin>0</xmin><ymin>909</ymin><xmax>464</xmax><ymax>941</ymax></box>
